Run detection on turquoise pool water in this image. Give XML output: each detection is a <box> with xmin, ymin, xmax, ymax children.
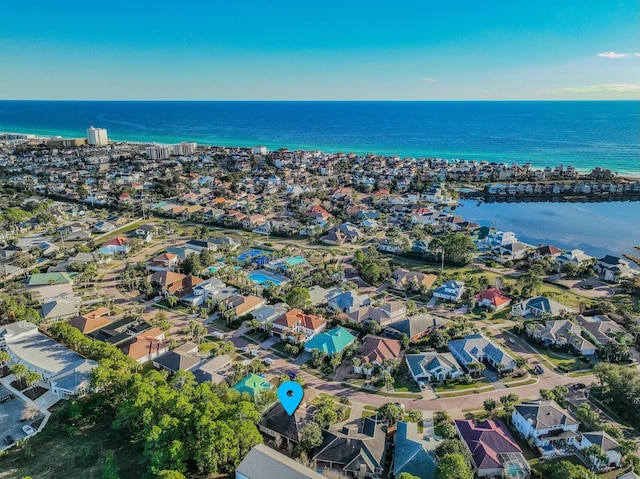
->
<box><xmin>248</xmin><ymin>272</ymin><xmax>282</xmax><ymax>285</ymax></box>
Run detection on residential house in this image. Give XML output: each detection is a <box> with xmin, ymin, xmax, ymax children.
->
<box><xmin>152</xmin><ymin>341</ymin><xmax>201</xmax><ymax>374</ymax></box>
<box><xmin>130</xmin><ymin>224</ymin><xmax>156</xmax><ymax>242</ymax></box>
<box><xmin>147</xmin><ymin>270</ymin><xmax>205</xmax><ymax>299</ymax></box>
<box><xmin>355</xmin><ymin>335</ymin><xmax>402</xmax><ymax>375</ymax></box>
<box><xmin>259</xmin><ymin>402</ymin><xmax>315</xmax><ymax>451</ymax></box>
<box><xmin>387</xmin><ymin>313</ymin><xmax>449</xmax><ymax>342</ymax></box>
<box><xmin>0</xmin><ymin>320</ymin><xmax>97</xmax><ymax>399</ymax></box>
<box><xmin>39</xmin><ymin>296</ymin><xmax>82</xmax><ymax>322</ymax></box>
<box><xmin>393</xmin><ymin>421</ymin><xmax>438</xmax><ymax>479</ymax></box>
<box><xmin>348</xmin><ymin>301</ymin><xmax>406</xmax><ymax>326</ymax></box>
<box><xmin>308</xmin><ymin>286</ymin><xmax>344</xmax><ymax>306</ymax></box>
<box><xmin>210</xmin><ymin>236</ymin><xmax>240</xmax><ymax>251</ymax></box>
<box><xmin>391</xmin><ymin>268</ymin><xmax>438</xmax><ymax>292</ymax></box>
<box><xmin>328</xmin><ymin>290</ymin><xmax>371</xmax><ymax>314</ymax></box>
<box><xmin>27</xmin><ymin>272</ymin><xmax>74</xmax><ymax>303</ymax></box>
<box><xmin>432</xmin><ymin>280</ymin><xmax>465</xmax><ymax>301</ymax></box>
<box><xmin>222</xmin><ymin>295</ymin><xmax>266</xmax><ymax>317</ymax></box>
<box><xmin>232</xmin><ymin>373</ymin><xmax>274</xmax><ymax>399</ymax></box>
<box><xmin>88</xmin><ymin>316</ymin><xmax>146</xmax><ymax>346</ymax></box>
<box><xmin>68</xmin><ymin>251</ymin><xmax>104</xmax><ymax>265</ymax></box>
<box><xmin>319</xmin><ymin>230</ymin><xmax>349</xmax><ymax>246</ymax></box>
<box><xmin>575</xmin><ymin>431</ymin><xmax>621</xmax><ymax>469</ymax></box>
<box><xmin>493</xmin><ymin>241</ymin><xmax>530</xmax><ymax>261</ymax></box>
<box><xmin>122</xmin><ymin>328</ymin><xmax>169</xmax><ymax>364</ymax></box>
<box><xmin>93</xmin><ymin>221</ymin><xmax>116</xmax><ymax>233</ymax></box>
<box><xmin>557</xmin><ymin>249</ymin><xmax>594</xmax><ymax>265</ymax></box>
<box><xmin>511</xmin><ymin>400</ymin><xmax>580</xmax><ymax>450</ymax></box>
<box><xmin>533</xmin><ymin>245</ymin><xmax>563</xmax><ymax>260</ymax></box>
<box><xmin>405</xmin><ymin>352</ymin><xmax>463</xmax><ymax>382</ymax></box>
<box><xmin>595</xmin><ymin>255</ymin><xmax>633</xmax><ymax>282</ymax></box>
<box><xmin>526</xmin><ymin>319</ymin><xmax>598</xmax><ymax>356</ymax></box>
<box><xmin>69</xmin><ymin>307</ymin><xmax>112</xmax><ymax>334</ymax></box>
<box><xmin>99</xmin><ymin>236</ymin><xmax>130</xmax><ymax>256</ymax></box>
<box><xmin>192</xmin><ymin>354</ymin><xmax>232</xmax><ymax>384</ymax></box>
<box><xmin>448</xmin><ymin>334</ymin><xmax>516</xmax><ymax>373</ymax></box>
<box><xmin>182</xmin><ymin>277</ymin><xmax>238</xmax><ymax>307</ymax></box>
<box><xmin>304</xmin><ymin>327</ymin><xmax>356</xmax><ymax>355</ymax></box>
<box><xmin>145</xmin><ymin>252</ymin><xmax>179</xmax><ymax>272</ymax></box>
<box><xmin>313</xmin><ymin>417</ymin><xmax>386</xmax><ymax>478</ymax></box>
<box><xmin>474</xmin><ymin>288</ymin><xmax>512</xmax><ymax>311</ymax></box>
<box><xmin>37</xmin><ymin>241</ymin><xmax>60</xmax><ymax>257</ymax></box>
<box><xmin>184</xmin><ymin>237</ymin><xmax>220</xmax><ymax>253</ymax></box>
<box><xmin>511</xmin><ymin>296</ymin><xmax>577</xmax><ymax>318</ymax></box>
<box><xmin>575</xmin><ymin>314</ymin><xmax>631</xmax><ymax>348</ymax></box>
<box><xmin>271</xmin><ymin>308</ymin><xmax>327</xmax><ymax>342</ymax></box>
<box><xmin>251</xmin><ymin>302</ymin><xmax>290</xmax><ymax>326</ymax></box>
<box><xmin>236</xmin><ymin>443</ymin><xmax>325</xmax><ymax>479</ymax></box>
<box><xmin>455</xmin><ymin>418</ymin><xmax>530</xmax><ymax>478</ymax></box>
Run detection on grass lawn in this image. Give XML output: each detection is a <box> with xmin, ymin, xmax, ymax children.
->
<box><xmin>435</xmin><ymin>378</ymin><xmax>491</xmax><ymax>392</ymax></box>
<box><xmin>208</xmin><ymin>317</ymin><xmax>235</xmax><ymax>332</ymax></box>
<box><xmin>0</xmin><ymin>417</ymin><xmax>147</xmax><ymax>479</ymax></box>
<box><xmin>530</xmin><ymin>453</ymin><xmax>588</xmax><ymax>474</ymax></box>
<box><xmin>393</xmin><ymin>362</ymin><xmax>421</xmax><ymax>393</ymax></box>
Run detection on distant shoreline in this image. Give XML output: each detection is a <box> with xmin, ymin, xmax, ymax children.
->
<box><xmin>2</xmin><ymin>127</ymin><xmax>639</xmax><ymax>180</ymax></box>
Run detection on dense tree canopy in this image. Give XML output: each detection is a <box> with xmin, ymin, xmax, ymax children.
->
<box><xmin>593</xmin><ymin>362</ymin><xmax>640</xmax><ymax>429</ymax></box>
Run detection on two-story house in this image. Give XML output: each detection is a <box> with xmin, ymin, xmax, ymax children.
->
<box><xmin>271</xmin><ymin>308</ymin><xmax>327</xmax><ymax>342</ymax></box>
<box><xmin>511</xmin><ymin>400</ymin><xmax>580</xmax><ymax>451</ymax></box>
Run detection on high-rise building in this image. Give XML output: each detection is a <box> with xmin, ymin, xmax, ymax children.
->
<box><xmin>173</xmin><ymin>142</ymin><xmax>197</xmax><ymax>155</ymax></box>
<box><xmin>145</xmin><ymin>145</ymin><xmax>173</xmax><ymax>160</ymax></box>
<box><xmin>86</xmin><ymin>126</ymin><xmax>109</xmax><ymax>146</ymax></box>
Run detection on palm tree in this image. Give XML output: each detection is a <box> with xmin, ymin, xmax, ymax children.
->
<box><xmin>167</xmin><ymin>295</ymin><xmax>179</xmax><ymax>309</ymax></box>
<box><xmin>23</xmin><ymin>371</ymin><xmax>42</xmax><ymax>390</ymax></box>
<box><xmin>10</xmin><ymin>363</ymin><xmax>28</xmax><ymax>388</ymax></box>
<box><xmin>0</xmin><ymin>350</ymin><xmax>10</xmax><ymax>370</ymax></box>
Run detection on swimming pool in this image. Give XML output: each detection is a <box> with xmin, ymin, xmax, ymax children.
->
<box><xmin>237</xmin><ymin>249</ymin><xmax>267</xmax><ymax>262</ymax></box>
<box><xmin>248</xmin><ymin>271</ymin><xmax>283</xmax><ymax>285</ymax></box>
<box><xmin>283</xmin><ymin>256</ymin><xmax>306</xmax><ymax>267</ymax></box>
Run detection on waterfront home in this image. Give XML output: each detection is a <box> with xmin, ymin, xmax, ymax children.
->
<box><xmin>387</xmin><ymin>313</ymin><xmax>449</xmax><ymax>342</ymax></box>
<box><xmin>532</xmin><ymin>245</ymin><xmax>563</xmax><ymax>260</ymax></box>
<box><xmin>595</xmin><ymin>255</ymin><xmax>634</xmax><ymax>282</ymax></box>
<box><xmin>355</xmin><ymin>335</ymin><xmax>402</xmax><ymax>375</ymax></box>
<box><xmin>312</xmin><ymin>417</ymin><xmax>386</xmax><ymax>479</ymax></box>
<box><xmin>493</xmin><ymin>241</ymin><xmax>530</xmax><ymax>261</ymax></box>
<box><xmin>448</xmin><ymin>334</ymin><xmax>516</xmax><ymax>373</ymax></box>
<box><xmin>236</xmin><ymin>444</ymin><xmax>325</xmax><ymax>479</ymax></box>
<box><xmin>405</xmin><ymin>352</ymin><xmax>463</xmax><ymax>382</ymax></box>
<box><xmin>511</xmin><ymin>296</ymin><xmax>576</xmax><ymax>318</ymax></box>
<box><xmin>455</xmin><ymin>418</ymin><xmax>530</xmax><ymax>479</ymax></box>
<box><xmin>575</xmin><ymin>431</ymin><xmax>621</xmax><ymax>469</ymax></box>
<box><xmin>556</xmin><ymin>249</ymin><xmax>594</xmax><ymax>265</ymax></box>
<box><xmin>0</xmin><ymin>320</ymin><xmax>97</xmax><ymax>400</ymax></box>
<box><xmin>270</xmin><ymin>308</ymin><xmax>327</xmax><ymax>342</ymax></box>
<box><xmin>348</xmin><ymin>301</ymin><xmax>406</xmax><ymax>326</ymax></box>
<box><xmin>511</xmin><ymin>400</ymin><xmax>580</xmax><ymax>450</ymax></box>
<box><xmin>474</xmin><ymin>288</ymin><xmax>511</xmax><ymax>311</ymax></box>
<box><xmin>432</xmin><ymin>280</ymin><xmax>465</xmax><ymax>302</ymax></box>
<box><xmin>393</xmin><ymin>421</ymin><xmax>438</xmax><ymax>479</ymax></box>
<box><xmin>304</xmin><ymin>327</ymin><xmax>355</xmax><ymax>355</ymax></box>
<box><xmin>391</xmin><ymin>268</ymin><xmax>438</xmax><ymax>292</ymax></box>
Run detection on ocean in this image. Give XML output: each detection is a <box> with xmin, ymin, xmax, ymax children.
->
<box><xmin>0</xmin><ymin>100</ymin><xmax>638</xmax><ymax>175</ymax></box>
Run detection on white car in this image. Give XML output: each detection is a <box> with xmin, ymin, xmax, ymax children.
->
<box><xmin>22</xmin><ymin>425</ymin><xmax>35</xmax><ymax>435</ymax></box>
<box><xmin>418</xmin><ymin>381</ymin><xmax>427</xmax><ymax>390</ymax></box>
<box><xmin>263</xmin><ymin>357</ymin><xmax>275</xmax><ymax>366</ymax></box>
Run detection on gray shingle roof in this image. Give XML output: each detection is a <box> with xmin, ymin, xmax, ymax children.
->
<box><xmin>236</xmin><ymin>444</ymin><xmax>326</xmax><ymax>479</ymax></box>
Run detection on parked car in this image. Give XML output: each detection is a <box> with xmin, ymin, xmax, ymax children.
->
<box><xmin>22</xmin><ymin>425</ymin><xmax>35</xmax><ymax>435</ymax></box>
<box><xmin>507</xmin><ymin>338</ymin><xmax>515</xmax><ymax>344</ymax></box>
<box><xmin>0</xmin><ymin>394</ymin><xmax>15</xmax><ymax>403</ymax></box>
<box><xmin>4</xmin><ymin>435</ymin><xmax>14</xmax><ymax>445</ymax></box>
<box><xmin>573</xmin><ymin>383</ymin><xmax>586</xmax><ymax>390</ymax></box>
<box><xmin>418</xmin><ymin>381</ymin><xmax>426</xmax><ymax>390</ymax></box>
<box><xmin>287</xmin><ymin>371</ymin><xmax>297</xmax><ymax>380</ymax></box>
<box><xmin>534</xmin><ymin>365</ymin><xmax>544</xmax><ymax>374</ymax></box>
<box><xmin>263</xmin><ymin>357</ymin><xmax>275</xmax><ymax>366</ymax></box>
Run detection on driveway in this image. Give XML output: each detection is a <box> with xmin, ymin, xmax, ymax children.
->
<box><xmin>482</xmin><ymin>367</ymin><xmax>507</xmax><ymax>390</ymax></box>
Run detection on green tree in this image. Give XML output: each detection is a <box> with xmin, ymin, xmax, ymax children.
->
<box><xmin>299</xmin><ymin>422</ymin><xmax>323</xmax><ymax>452</ymax></box>
<box><xmin>181</xmin><ymin>254</ymin><xmax>202</xmax><ymax>275</ymax></box>
<box><xmin>10</xmin><ymin>363</ymin><xmax>28</xmax><ymax>387</ymax></box>
<box><xmin>285</xmin><ymin>287</ymin><xmax>311</xmax><ymax>309</ymax></box>
<box><xmin>436</xmin><ymin>453</ymin><xmax>473</xmax><ymax>479</ymax></box>
<box><xmin>155</xmin><ymin>471</ymin><xmax>186</xmax><ymax>479</ymax></box>
<box><xmin>440</xmin><ymin>422</ymin><xmax>457</xmax><ymax>439</ymax></box>
<box><xmin>167</xmin><ymin>296</ymin><xmax>179</xmax><ymax>309</ymax></box>
<box><xmin>483</xmin><ymin>398</ymin><xmax>496</xmax><ymax>413</ymax></box>
<box><xmin>398</xmin><ymin>474</ymin><xmax>421</xmax><ymax>479</ymax></box>
<box><xmin>102</xmin><ymin>450</ymin><xmax>120</xmax><ymax>479</ymax></box>
<box><xmin>378</xmin><ymin>402</ymin><xmax>404</xmax><ymax>425</ymax></box>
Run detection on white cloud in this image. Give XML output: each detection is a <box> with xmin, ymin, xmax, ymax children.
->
<box><xmin>545</xmin><ymin>84</ymin><xmax>640</xmax><ymax>95</ymax></box>
<box><xmin>597</xmin><ymin>51</ymin><xmax>640</xmax><ymax>58</ymax></box>
<box><xmin>421</xmin><ymin>77</ymin><xmax>437</xmax><ymax>83</ymax></box>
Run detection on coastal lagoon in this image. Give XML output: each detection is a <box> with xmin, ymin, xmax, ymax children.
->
<box><xmin>0</xmin><ymin>100</ymin><xmax>638</xmax><ymax>175</ymax></box>
<box><xmin>455</xmin><ymin>199</ymin><xmax>640</xmax><ymax>261</ymax></box>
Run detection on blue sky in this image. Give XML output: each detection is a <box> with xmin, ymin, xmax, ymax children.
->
<box><xmin>1</xmin><ymin>1</ymin><xmax>638</xmax><ymax>100</ymax></box>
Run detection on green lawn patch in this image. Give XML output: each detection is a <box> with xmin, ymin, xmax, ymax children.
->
<box><xmin>435</xmin><ymin>378</ymin><xmax>492</xmax><ymax>392</ymax></box>
<box><xmin>208</xmin><ymin>317</ymin><xmax>235</xmax><ymax>332</ymax></box>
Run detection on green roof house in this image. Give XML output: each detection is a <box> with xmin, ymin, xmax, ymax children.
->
<box><xmin>27</xmin><ymin>272</ymin><xmax>74</xmax><ymax>286</ymax></box>
<box><xmin>304</xmin><ymin>327</ymin><xmax>356</xmax><ymax>355</ymax></box>
<box><xmin>232</xmin><ymin>373</ymin><xmax>273</xmax><ymax>398</ymax></box>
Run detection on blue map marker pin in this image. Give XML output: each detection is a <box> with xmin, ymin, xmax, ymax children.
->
<box><xmin>277</xmin><ymin>381</ymin><xmax>304</xmax><ymax>415</ymax></box>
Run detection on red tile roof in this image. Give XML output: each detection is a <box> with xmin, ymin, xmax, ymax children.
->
<box><xmin>474</xmin><ymin>288</ymin><xmax>511</xmax><ymax>307</ymax></box>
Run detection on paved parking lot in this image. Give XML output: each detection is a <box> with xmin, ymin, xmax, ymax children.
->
<box><xmin>0</xmin><ymin>387</ymin><xmax>28</xmax><ymax>447</ymax></box>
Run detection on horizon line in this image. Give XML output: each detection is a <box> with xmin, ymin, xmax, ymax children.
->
<box><xmin>1</xmin><ymin>98</ymin><xmax>639</xmax><ymax>103</ymax></box>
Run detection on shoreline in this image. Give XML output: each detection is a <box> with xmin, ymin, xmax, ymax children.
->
<box><xmin>2</xmin><ymin>127</ymin><xmax>639</xmax><ymax>179</ymax></box>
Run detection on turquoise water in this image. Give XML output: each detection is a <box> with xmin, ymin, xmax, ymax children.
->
<box><xmin>0</xmin><ymin>100</ymin><xmax>638</xmax><ymax>174</ymax></box>
<box><xmin>283</xmin><ymin>256</ymin><xmax>307</xmax><ymax>267</ymax></box>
